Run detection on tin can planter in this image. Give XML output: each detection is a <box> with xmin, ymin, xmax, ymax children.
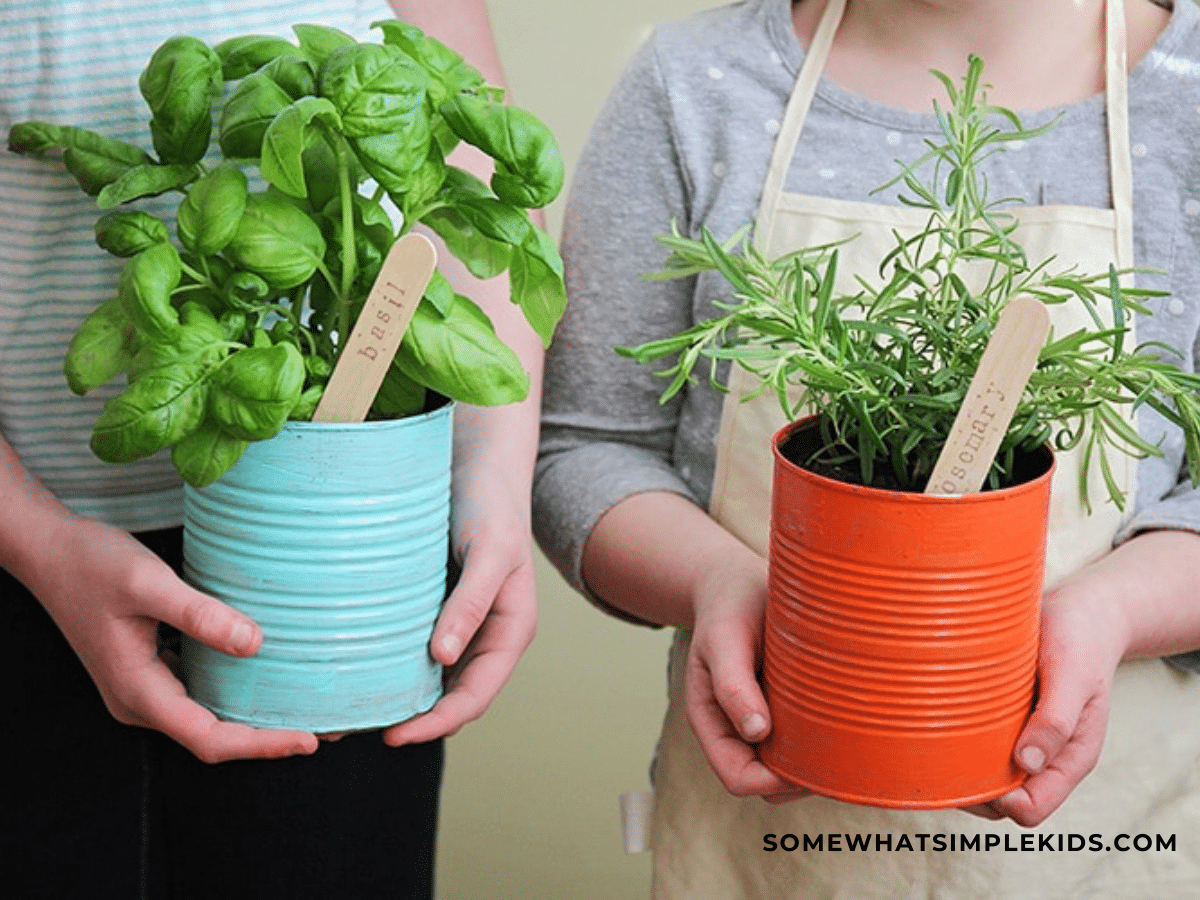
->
<box><xmin>759</xmin><ymin>415</ymin><xmax>1055</xmax><ymax>808</ymax></box>
<box><xmin>180</xmin><ymin>402</ymin><xmax>453</xmax><ymax>733</ymax></box>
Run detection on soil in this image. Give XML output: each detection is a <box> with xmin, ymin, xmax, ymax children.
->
<box><xmin>778</xmin><ymin>416</ymin><xmax>1054</xmax><ymax>493</ymax></box>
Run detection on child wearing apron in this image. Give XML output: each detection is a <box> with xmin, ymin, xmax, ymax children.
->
<box><xmin>536</xmin><ymin>0</ymin><xmax>1200</xmax><ymax>895</ymax></box>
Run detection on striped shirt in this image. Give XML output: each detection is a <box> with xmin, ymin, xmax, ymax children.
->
<box><xmin>0</xmin><ymin>0</ymin><xmax>393</xmax><ymax>531</ymax></box>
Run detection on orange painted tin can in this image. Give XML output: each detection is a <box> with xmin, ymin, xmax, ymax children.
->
<box><xmin>759</xmin><ymin>417</ymin><xmax>1055</xmax><ymax>808</ymax></box>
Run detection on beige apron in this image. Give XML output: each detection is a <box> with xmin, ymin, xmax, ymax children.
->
<box><xmin>649</xmin><ymin>1</ymin><xmax>1200</xmax><ymax>896</ymax></box>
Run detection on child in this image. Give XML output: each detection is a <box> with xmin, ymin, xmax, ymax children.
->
<box><xmin>0</xmin><ymin>1</ymin><xmax>542</xmax><ymax>896</ymax></box>
<box><xmin>534</xmin><ymin>0</ymin><xmax>1200</xmax><ymax>896</ymax></box>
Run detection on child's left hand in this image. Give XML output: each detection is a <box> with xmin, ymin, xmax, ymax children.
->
<box><xmin>966</xmin><ymin>528</ymin><xmax>1200</xmax><ymax>826</ymax></box>
<box><xmin>966</xmin><ymin>572</ymin><xmax>1127</xmax><ymax>826</ymax></box>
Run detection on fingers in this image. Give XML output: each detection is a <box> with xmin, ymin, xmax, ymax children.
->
<box><xmin>991</xmin><ymin>692</ymin><xmax>1110</xmax><ymax>827</ymax></box>
<box><xmin>430</xmin><ymin>543</ymin><xmax>534</xmax><ymax>667</ymax></box>
<box><xmin>113</xmin><ymin>552</ymin><xmax>315</xmax><ymax>761</ymax></box>
<box><xmin>384</xmin><ymin>560</ymin><xmax>537</xmax><ymax>746</ymax></box>
<box><xmin>685</xmin><ymin>619</ymin><xmax>796</xmax><ymax>798</ymax></box>
<box><xmin>108</xmin><ymin>649</ymin><xmax>318</xmax><ymax>763</ymax></box>
<box><xmin>136</xmin><ymin>561</ymin><xmax>262</xmax><ymax>658</ymax></box>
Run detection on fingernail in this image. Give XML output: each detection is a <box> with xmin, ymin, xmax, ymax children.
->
<box><xmin>1019</xmin><ymin>745</ymin><xmax>1046</xmax><ymax>773</ymax></box>
<box><xmin>440</xmin><ymin>633</ymin><xmax>462</xmax><ymax>658</ymax></box>
<box><xmin>230</xmin><ymin>621</ymin><xmax>255</xmax><ymax>654</ymax></box>
<box><xmin>741</xmin><ymin>713</ymin><xmax>768</xmax><ymax>740</ymax></box>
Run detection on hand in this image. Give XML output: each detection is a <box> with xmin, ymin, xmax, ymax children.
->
<box><xmin>965</xmin><ymin>573</ymin><xmax>1127</xmax><ymax>827</ymax></box>
<box><xmin>30</xmin><ymin>514</ymin><xmax>319</xmax><ymax>763</ymax></box>
<box><xmin>684</xmin><ymin>552</ymin><xmax>810</xmax><ymax>803</ymax></box>
<box><xmin>383</xmin><ymin>514</ymin><xmax>537</xmax><ymax>747</ymax></box>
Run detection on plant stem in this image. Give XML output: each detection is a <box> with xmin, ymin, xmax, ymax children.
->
<box><xmin>334</xmin><ymin>138</ymin><xmax>358</xmax><ymax>358</ymax></box>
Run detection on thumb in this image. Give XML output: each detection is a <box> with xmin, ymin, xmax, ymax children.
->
<box><xmin>695</xmin><ymin>618</ymin><xmax>771</xmax><ymax>743</ymax></box>
<box><xmin>1013</xmin><ymin>660</ymin><xmax>1093</xmax><ymax>776</ymax></box>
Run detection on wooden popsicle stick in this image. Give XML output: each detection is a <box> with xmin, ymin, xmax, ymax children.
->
<box><xmin>311</xmin><ymin>233</ymin><xmax>437</xmax><ymax>424</ymax></box>
<box><xmin>924</xmin><ymin>296</ymin><xmax>1051</xmax><ymax>495</ymax></box>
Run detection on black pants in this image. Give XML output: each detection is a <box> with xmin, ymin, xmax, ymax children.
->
<box><xmin>1</xmin><ymin>528</ymin><xmax>443</xmax><ymax>900</ymax></box>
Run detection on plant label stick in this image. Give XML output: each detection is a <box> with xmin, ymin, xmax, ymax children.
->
<box><xmin>925</xmin><ymin>296</ymin><xmax>1051</xmax><ymax>495</ymax></box>
<box><xmin>312</xmin><ymin>233</ymin><xmax>437</xmax><ymax>424</ymax></box>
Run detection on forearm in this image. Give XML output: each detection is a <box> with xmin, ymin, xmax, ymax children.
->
<box><xmin>1064</xmin><ymin>528</ymin><xmax>1200</xmax><ymax>661</ymax></box>
<box><xmin>0</xmin><ymin>434</ymin><xmax>81</xmax><ymax>591</ymax></box>
<box><xmin>388</xmin><ymin>0</ymin><xmax>545</xmax><ymax>515</ymax></box>
<box><xmin>581</xmin><ymin>490</ymin><xmax>766</xmax><ymax>630</ymax></box>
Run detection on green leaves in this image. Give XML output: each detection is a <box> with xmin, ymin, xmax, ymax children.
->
<box><xmin>260</xmin><ymin>97</ymin><xmax>339</xmax><ymax>197</ymax></box>
<box><xmin>624</xmin><ymin>61</ymin><xmax>1200</xmax><ymax>503</ymax></box>
<box><xmin>91</xmin><ymin>362</ymin><xmax>210</xmax><ymax>463</ymax></box>
<box><xmin>7</xmin><ymin>122</ymin><xmax>153</xmax><ymax>195</ymax></box>
<box><xmin>440</xmin><ymin>93</ymin><xmax>564</xmax><ymax>209</ymax></box>
<box><xmin>64</xmin><ymin>299</ymin><xmax>139</xmax><ymax>394</ymax></box>
<box><xmin>119</xmin><ymin>242</ymin><xmax>182</xmax><ymax>342</ymax></box>
<box><xmin>224</xmin><ymin>191</ymin><xmax>325</xmax><ymax>289</ymax></box>
<box><xmin>6</xmin><ymin>20</ymin><xmax>569</xmax><ymax>487</ymax></box>
<box><xmin>207</xmin><ymin>343</ymin><xmax>305</xmax><ymax>440</ymax></box>
<box><xmin>396</xmin><ymin>295</ymin><xmax>529</xmax><ymax>406</ymax></box>
<box><xmin>214</xmin><ymin>34</ymin><xmax>302</xmax><ymax>80</ymax></box>
<box><xmin>139</xmin><ymin>36</ymin><xmax>223</xmax><ymax>165</ymax></box>
<box><xmin>95</xmin><ymin>211</ymin><xmax>170</xmax><ymax>257</ymax></box>
<box><xmin>319</xmin><ymin>43</ymin><xmax>427</xmax><ymax>138</ymax></box>
<box><xmin>177</xmin><ymin>164</ymin><xmax>248</xmax><ymax>254</ymax></box>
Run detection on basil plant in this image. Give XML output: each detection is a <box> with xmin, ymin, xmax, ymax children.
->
<box><xmin>8</xmin><ymin>22</ymin><xmax>566</xmax><ymax>487</ymax></box>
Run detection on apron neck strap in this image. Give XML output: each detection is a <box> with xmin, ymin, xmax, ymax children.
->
<box><xmin>1106</xmin><ymin>0</ymin><xmax>1135</xmax><ymax>269</ymax></box>
<box><xmin>757</xmin><ymin>0</ymin><xmax>1134</xmax><ymax>270</ymax></box>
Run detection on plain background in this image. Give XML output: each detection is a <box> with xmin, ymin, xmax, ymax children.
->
<box><xmin>435</xmin><ymin>1</ymin><xmax>715</xmax><ymax>898</ymax></box>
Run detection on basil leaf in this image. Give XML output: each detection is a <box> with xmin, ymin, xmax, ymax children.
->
<box><xmin>64</xmin><ymin>298</ymin><xmax>138</xmax><ymax>394</ymax></box>
<box><xmin>90</xmin><ymin>363</ymin><xmax>210</xmax><ymax>462</ymax></box>
<box><xmin>422</xmin><ymin>205</ymin><xmax>511</xmax><ymax>280</ymax></box>
<box><xmin>318</xmin><ymin>43</ymin><xmax>427</xmax><ymax>138</ymax></box>
<box><xmin>258</xmin><ymin>55</ymin><xmax>318</xmax><ymax>101</ymax></box>
<box><xmin>292</xmin><ymin>23</ymin><xmax>356</xmax><ymax>67</ymax></box>
<box><xmin>260</xmin><ymin>97</ymin><xmax>340</xmax><ymax>198</ymax></box>
<box><xmin>422</xmin><ymin>270</ymin><xmax>456</xmax><ymax>317</ymax></box>
<box><xmin>218</xmin><ymin>71</ymin><xmax>294</xmax><ymax>159</ymax></box>
<box><xmin>214</xmin><ymin>34</ymin><xmax>301</xmax><ymax>80</ymax></box>
<box><xmin>119</xmin><ymin>242</ymin><xmax>182</xmax><ymax>341</ymax></box>
<box><xmin>94</xmin><ymin>210</ymin><xmax>170</xmax><ymax>257</ymax></box>
<box><xmin>127</xmin><ymin>307</ymin><xmax>227</xmax><ymax>382</ymax></box>
<box><xmin>509</xmin><ymin>225</ymin><xmax>567</xmax><ymax>346</ymax></box>
<box><xmin>177</xmin><ymin>163</ymin><xmax>248</xmax><ymax>254</ymax></box>
<box><xmin>349</xmin><ymin>127</ymin><xmax>431</xmax><ymax>194</ymax></box>
<box><xmin>288</xmin><ymin>385</ymin><xmax>325</xmax><ymax>422</ymax></box>
<box><xmin>440</xmin><ymin>94</ymin><xmax>564</xmax><ymax>208</ymax></box>
<box><xmin>222</xmin><ymin>271</ymin><xmax>273</xmax><ymax>312</ymax></box>
<box><xmin>8</xmin><ymin>122</ymin><xmax>154</xmax><ymax>195</ymax></box>
<box><xmin>138</xmin><ymin>36</ymin><xmax>223</xmax><ymax>165</ymax></box>
<box><xmin>171</xmin><ymin>421</ymin><xmax>250</xmax><ymax>487</ymax></box>
<box><xmin>96</xmin><ymin>162</ymin><xmax>200</xmax><ymax>209</ymax></box>
<box><xmin>371</xmin><ymin>19</ymin><xmax>484</xmax><ymax>108</ymax></box>
<box><xmin>395</xmin><ymin>295</ymin><xmax>528</xmax><ymax>406</ymax></box>
<box><xmin>393</xmin><ymin>141</ymin><xmax>447</xmax><ymax>224</ymax></box>
<box><xmin>225</xmin><ymin>191</ymin><xmax>326</xmax><ymax>289</ymax></box>
<box><xmin>372</xmin><ymin>364</ymin><xmax>427</xmax><ymax>419</ymax></box>
<box><xmin>208</xmin><ymin>343</ymin><xmax>305</xmax><ymax>440</ymax></box>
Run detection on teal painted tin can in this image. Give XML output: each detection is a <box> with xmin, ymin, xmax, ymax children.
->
<box><xmin>180</xmin><ymin>403</ymin><xmax>452</xmax><ymax>732</ymax></box>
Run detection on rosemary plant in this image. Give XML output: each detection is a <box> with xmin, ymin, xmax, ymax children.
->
<box><xmin>619</xmin><ymin>56</ymin><xmax>1200</xmax><ymax>506</ymax></box>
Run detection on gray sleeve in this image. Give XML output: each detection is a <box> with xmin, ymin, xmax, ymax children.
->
<box><xmin>533</xmin><ymin>34</ymin><xmax>699</xmax><ymax>604</ymax></box>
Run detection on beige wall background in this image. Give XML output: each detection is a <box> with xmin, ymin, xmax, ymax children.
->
<box><xmin>436</xmin><ymin>2</ymin><xmax>714</xmax><ymax>898</ymax></box>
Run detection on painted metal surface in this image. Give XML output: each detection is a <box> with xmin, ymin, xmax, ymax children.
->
<box><xmin>760</xmin><ymin>418</ymin><xmax>1054</xmax><ymax>808</ymax></box>
<box><xmin>181</xmin><ymin>404</ymin><xmax>452</xmax><ymax>732</ymax></box>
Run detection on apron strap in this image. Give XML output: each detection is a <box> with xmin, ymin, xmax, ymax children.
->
<box><xmin>1106</xmin><ymin>0</ymin><xmax>1135</xmax><ymax>270</ymax></box>
<box><xmin>754</xmin><ymin>0</ymin><xmax>845</xmax><ymax>251</ymax></box>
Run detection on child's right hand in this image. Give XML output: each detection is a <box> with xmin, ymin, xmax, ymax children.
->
<box><xmin>21</xmin><ymin>511</ymin><xmax>319</xmax><ymax>763</ymax></box>
<box><xmin>684</xmin><ymin>549</ymin><xmax>810</xmax><ymax>803</ymax></box>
